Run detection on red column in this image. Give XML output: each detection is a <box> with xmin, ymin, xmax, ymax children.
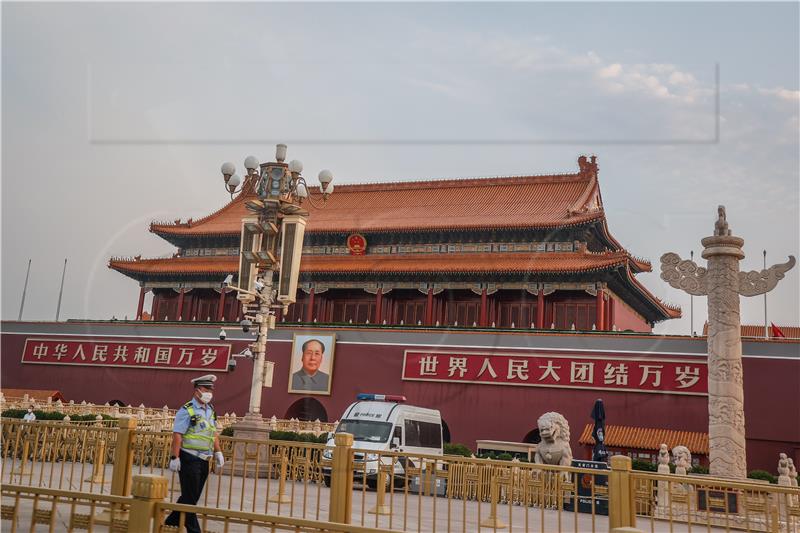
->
<box><xmin>217</xmin><ymin>290</ymin><xmax>226</xmax><ymax>321</ymax></box>
<box><xmin>479</xmin><ymin>288</ymin><xmax>488</xmax><ymax>327</ymax></box>
<box><xmin>136</xmin><ymin>287</ymin><xmax>146</xmax><ymax>320</ymax></box>
<box><xmin>536</xmin><ymin>291</ymin><xmax>545</xmax><ymax>329</ymax></box>
<box><xmin>607</xmin><ymin>297</ymin><xmax>615</xmax><ymax>330</ymax></box>
<box><xmin>318</xmin><ymin>296</ymin><xmax>327</xmax><ymax>322</ymax></box>
<box><xmin>188</xmin><ymin>293</ymin><xmax>198</xmax><ymax>321</ymax></box>
<box><xmin>596</xmin><ymin>289</ymin><xmax>605</xmax><ymax>331</ymax></box>
<box><xmin>305</xmin><ymin>288</ymin><xmax>315</xmax><ymax>322</ymax></box>
<box><xmin>374</xmin><ymin>288</ymin><xmax>383</xmax><ymax>324</ymax></box>
<box><xmin>425</xmin><ymin>288</ymin><xmax>434</xmax><ymax>326</ymax></box>
<box><xmin>176</xmin><ymin>289</ymin><xmax>185</xmax><ymax>321</ymax></box>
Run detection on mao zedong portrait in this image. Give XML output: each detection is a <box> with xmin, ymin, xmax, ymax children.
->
<box><xmin>290</xmin><ymin>339</ymin><xmax>330</xmax><ymax>392</ymax></box>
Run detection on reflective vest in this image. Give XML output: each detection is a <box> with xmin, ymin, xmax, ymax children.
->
<box><xmin>181</xmin><ymin>401</ymin><xmax>217</xmax><ymax>453</ymax></box>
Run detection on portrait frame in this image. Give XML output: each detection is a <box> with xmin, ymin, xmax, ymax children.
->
<box><xmin>287</xmin><ymin>333</ymin><xmax>336</xmax><ymax>395</ymax></box>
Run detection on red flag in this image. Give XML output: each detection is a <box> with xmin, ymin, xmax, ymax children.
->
<box><xmin>770</xmin><ymin>323</ymin><xmax>786</xmax><ymax>338</ymax></box>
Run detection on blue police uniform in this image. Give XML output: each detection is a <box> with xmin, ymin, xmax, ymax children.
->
<box><xmin>165</xmin><ymin>377</ymin><xmax>218</xmax><ymax>533</ymax></box>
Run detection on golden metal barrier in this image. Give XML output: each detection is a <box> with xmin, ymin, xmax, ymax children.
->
<box><xmin>345</xmin><ymin>446</ymin><xmax>612</xmax><ymax>533</ymax></box>
<box><xmin>1</xmin><ymin>477</ymin><xmax>383</xmax><ymax>533</ymax></box>
<box><xmin>155</xmin><ymin>501</ymin><xmax>384</xmax><ymax>532</ymax></box>
<box><xmin>1</xmin><ymin>418</ymin><xmax>120</xmax><ymax>493</ymax></box>
<box><xmin>1</xmin><ymin>396</ymin><xmax>336</xmax><ymax>434</ymax></box>
<box><xmin>1</xmin><ymin>482</ymin><xmax>131</xmax><ymax>532</ymax></box>
<box><xmin>631</xmin><ymin>470</ymin><xmax>800</xmax><ymax>533</ymax></box>
<box><xmin>125</xmin><ymin>428</ymin><xmax>331</xmax><ymax>523</ymax></box>
<box><xmin>6</xmin><ymin>412</ymin><xmax>799</xmax><ymax>533</ymax></box>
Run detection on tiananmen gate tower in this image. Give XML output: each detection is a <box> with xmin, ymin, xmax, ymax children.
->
<box><xmin>109</xmin><ymin>156</ymin><xmax>680</xmax><ymax>331</ymax></box>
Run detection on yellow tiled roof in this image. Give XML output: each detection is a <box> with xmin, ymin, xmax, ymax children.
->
<box><xmin>578</xmin><ymin>424</ymin><xmax>708</xmax><ymax>455</ymax></box>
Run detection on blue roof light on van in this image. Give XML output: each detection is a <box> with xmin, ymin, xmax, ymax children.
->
<box><xmin>356</xmin><ymin>394</ymin><xmax>407</xmax><ymax>402</ymax></box>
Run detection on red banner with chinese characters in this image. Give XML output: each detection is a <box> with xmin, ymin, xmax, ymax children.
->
<box><xmin>21</xmin><ymin>338</ymin><xmax>231</xmax><ymax>372</ymax></box>
<box><xmin>402</xmin><ymin>351</ymin><xmax>707</xmax><ymax>395</ymax></box>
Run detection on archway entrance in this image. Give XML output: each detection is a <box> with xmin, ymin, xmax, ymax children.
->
<box><xmin>523</xmin><ymin>428</ymin><xmax>541</xmax><ymax>444</ymax></box>
<box><xmin>284</xmin><ymin>397</ymin><xmax>328</xmax><ymax>422</ymax></box>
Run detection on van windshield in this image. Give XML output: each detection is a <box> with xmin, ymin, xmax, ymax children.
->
<box><xmin>336</xmin><ymin>419</ymin><xmax>393</xmax><ymax>442</ymax></box>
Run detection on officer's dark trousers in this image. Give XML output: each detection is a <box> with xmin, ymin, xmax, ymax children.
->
<box><xmin>164</xmin><ymin>450</ymin><xmax>209</xmax><ymax>533</ymax></box>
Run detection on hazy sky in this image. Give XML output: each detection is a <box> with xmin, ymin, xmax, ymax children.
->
<box><xmin>2</xmin><ymin>2</ymin><xmax>798</xmax><ymax>335</ymax></box>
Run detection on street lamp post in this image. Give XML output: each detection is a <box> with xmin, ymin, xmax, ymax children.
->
<box><xmin>220</xmin><ymin>144</ymin><xmax>334</xmax><ymax>427</ymax></box>
<box><xmin>247</xmin><ymin>273</ymin><xmax>273</xmax><ymax>417</ymax></box>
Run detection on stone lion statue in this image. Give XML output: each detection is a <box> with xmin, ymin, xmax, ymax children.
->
<box><xmin>658</xmin><ymin>444</ymin><xmax>670</xmax><ymax>466</ymax></box>
<box><xmin>672</xmin><ymin>445</ymin><xmax>691</xmax><ymax>475</ymax></box>
<box><xmin>778</xmin><ymin>453</ymin><xmax>790</xmax><ymax>485</ymax></box>
<box><xmin>533</xmin><ymin>412</ymin><xmax>572</xmax><ymax>467</ymax></box>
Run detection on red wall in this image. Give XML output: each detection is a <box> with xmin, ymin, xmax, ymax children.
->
<box><xmin>1</xmin><ymin>329</ymin><xmax>796</xmax><ymax>472</ymax></box>
<box><xmin>610</xmin><ymin>296</ymin><xmax>652</xmax><ymax>332</ymax></box>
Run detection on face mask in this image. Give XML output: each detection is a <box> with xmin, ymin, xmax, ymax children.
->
<box><xmin>199</xmin><ymin>392</ymin><xmax>213</xmax><ymax>404</ymax></box>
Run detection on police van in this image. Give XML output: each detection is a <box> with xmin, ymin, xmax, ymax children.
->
<box><xmin>322</xmin><ymin>394</ymin><xmax>443</xmax><ymax>488</ymax></box>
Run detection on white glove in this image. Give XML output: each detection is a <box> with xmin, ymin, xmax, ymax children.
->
<box><xmin>215</xmin><ymin>451</ymin><xmax>225</xmax><ymax>468</ymax></box>
<box><xmin>168</xmin><ymin>457</ymin><xmax>181</xmax><ymax>472</ymax></box>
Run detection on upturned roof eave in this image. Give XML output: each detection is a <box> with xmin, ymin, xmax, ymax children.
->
<box><xmin>611</xmin><ymin>265</ymin><xmax>681</xmax><ymax>322</ymax></box>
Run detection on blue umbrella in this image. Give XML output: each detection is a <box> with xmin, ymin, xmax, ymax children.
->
<box><xmin>591</xmin><ymin>398</ymin><xmax>609</xmax><ymax>463</ymax></box>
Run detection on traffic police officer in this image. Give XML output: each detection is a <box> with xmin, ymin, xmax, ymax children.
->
<box><xmin>164</xmin><ymin>374</ymin><xmax>225</xmax><ymax>532</ymax></box>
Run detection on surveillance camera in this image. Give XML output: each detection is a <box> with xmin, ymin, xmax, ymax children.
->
<box><xmin>223</xmin><ymin>274</ymin><xmax>233</xmax><ymax>287</ymax></box>
<box><xmin>227</xmin><ymin>358</ymin><xmax>237</xmax><ymax>371</ymax></box>
<box><xmin>236</xmin><ymin>347</ymin><xmax>253</xmax><ymax>358</ymax></box>
<box><xmin>241</xmin><ymin>319</ymin><xmax>252</xmax><ymax>333</ymax></box>
<box><xmin>219</xmin><ymin>328</ymin><xmax>227</xmax><ymax>341</ymax></box>
<box><xmin>254</xmin><ymin>280</ymin><xmax>265</xmax><ymax>291</ymax></box>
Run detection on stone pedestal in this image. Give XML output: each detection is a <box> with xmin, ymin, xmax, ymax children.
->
<box><xmin>229</xmin><ymin>413</ymin><xmax>272</xmax><ymax>478</ymax></box>
<box><xmin>656</xmin><ymin>464</ymin><xmax>670</xmax><ymax>509</ymax></box>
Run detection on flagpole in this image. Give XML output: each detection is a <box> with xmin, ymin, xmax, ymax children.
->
<box><xmin>763</xmin><ymin>250</ymin><xmax>768</xmax><ymax>338</ymax></box>
<box><xmin>18</xmin><ymin>259</ymin><xmax>32</xmax><ymax>321</ymax></box>
<box><xmin>56</xmin><ymin>258</ymin><xmax>67</xmax><ymax>322</ymax></box>
<box><xmin>690</xmin><ymin>250</ymin><xmax>694</xmax><ymax>336</ymax></box>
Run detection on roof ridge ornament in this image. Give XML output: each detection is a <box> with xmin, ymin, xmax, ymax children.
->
<box><xmin>568</xmin><ymin>155</ymin><xmax>599</xmax><ymax>217</ymax></box>
<box><xmin>577</xmin><ymin>155</ymin><xmax>598</xmax><ymax>177</ymax></box>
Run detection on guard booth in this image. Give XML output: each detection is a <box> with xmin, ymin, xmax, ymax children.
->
<box><xmin>476</xmin><ymin>440</ymin><xmax>538</xmax><ymax>461</ymax></box>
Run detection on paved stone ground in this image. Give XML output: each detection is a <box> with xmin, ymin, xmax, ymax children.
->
<box><xmin>1</xmin><ymin>459</ymin><xmax>777</xmax><ymax>532</ymax></box>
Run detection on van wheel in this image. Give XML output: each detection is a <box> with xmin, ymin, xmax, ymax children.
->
<box><xmin>393</xmin><ymin>476</ymin><xmax>406</xmax><ymax>490</ymax></box>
